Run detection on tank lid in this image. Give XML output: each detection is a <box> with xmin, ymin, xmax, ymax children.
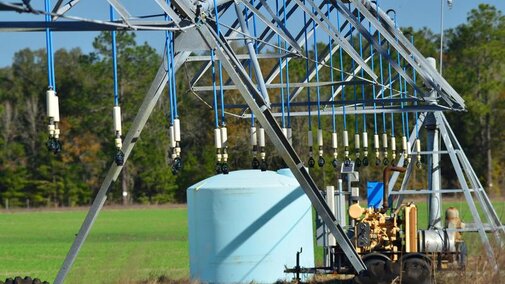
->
<box><xmin>277</xmin><ymin>168</ymin><xmax>294</xmax><ymax>178</ymax></box>
<box><xmin>188</xmin><ymin>169</ymin><xmax>299</xmax><ymax>189</ymax></box>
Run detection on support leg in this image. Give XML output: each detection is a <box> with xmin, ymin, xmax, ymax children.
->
<box><xmin>436</xmin><ymin>112</ymin><xmax>497</xmax><ymax>271</ymax></box>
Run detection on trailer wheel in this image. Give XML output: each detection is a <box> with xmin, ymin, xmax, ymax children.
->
<box><xmin>401</xmin><ymin>256</ymin><xmax>432</xmax><ymax>284</ymax></box>
<box><xmin>2</xmin><ymin>277</ymin><xmax>48</xmax><ymax>284</ymax></box>
<box><xmin>355</xmin><ymin>253</ymin><xmax>397</xmax><ymax>284</ymax></box>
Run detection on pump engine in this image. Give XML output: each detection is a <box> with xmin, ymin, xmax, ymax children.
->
<box><xmin>332</xmin><ymin>167</ymin><xmax>467</xmax><ymax>284</ymax></box>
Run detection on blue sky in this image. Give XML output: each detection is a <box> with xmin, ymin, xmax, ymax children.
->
<box><xmin>0</xmin><ymin>0</ymin><xmax>504</xmax><ymax>67</ymax></box>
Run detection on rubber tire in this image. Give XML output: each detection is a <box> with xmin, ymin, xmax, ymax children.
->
<box><xmin>355</xmin><ymin>257</ymin><xmax>396</xmax><ymax>284</ymax></box>
<box><xmin>401</xmin><ymin>257</ymin><xmax>432</xmax><ymax>284</ymax></box>
<box><xmin>3</xmin><ymin>277</ymin><xmax>48</xmax><ymax>284</ymax></box>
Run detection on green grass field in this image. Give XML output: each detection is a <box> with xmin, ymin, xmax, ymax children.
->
<box><xmin>0</xmin><ymin>207</ymin><xmax>189</xmax><ymax>283</ymax></box>
<box><xmin>0</xmin><ymin>201</ymin><xmax>504</xmax><ymax>283</ymax></box>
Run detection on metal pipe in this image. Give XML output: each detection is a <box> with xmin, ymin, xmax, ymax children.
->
<box><xmin>426</xmin><ymin>114</ymin><xmax>442</xmax><ymax>229</ymax></box>
<box><xmin>383</xmin><ymin>166</ymin><xmax>406</xmax><ymax>211</ymax></box>
<box><xmin>425</xmin><ymin>58</ymin><xmax>442</xmax><ymax>229</ymax></box>
<box><xmin>439</xmin><ymin>0</ymin><xmax>444</xmax><ymax>75</ymax></box>
<box><xmin>234</xmin><ymin>2</ymin><xmax>270</xmax><ymax>105</ymax></box>
<box><xmin>337</xmin><ymin>178</ymin><xmax>346</xmax><ymax>227</ymax></box>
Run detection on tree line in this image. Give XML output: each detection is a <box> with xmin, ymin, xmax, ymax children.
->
<box><xmin>0</xmin><ymin>4</ymin><xmax>503</xmax><ymax>207</ymax></box>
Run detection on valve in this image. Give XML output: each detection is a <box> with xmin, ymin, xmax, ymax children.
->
<box><xmin>307</xmin><ymin>130</ymin><xmax>314</xmax><ymax>168</ymax></box>
<box><xmin>215</xmin><ymin>127</ymin><xmax>222</xmax><ymax>174</ymax></box>
<box><xmin>46</xmin><ymin>88</ymin><xmax>61</xmax><ymax>154</ymax></box>
<box><xmin>168</xmin><ymin>119</ymin><xmax>183</xmax><ymax>175</ymax></box>
<box><xmin>391</xmin><ymin>136</ymin><xmax>397</xmax><ymax>165</ymax></box>
<box><xmin>251</xmin><ymin>126</ymin><xmax>259</xmax><ymax>169</ymax></box>
<box><xmin>113</xmin><ymin>106</ymin><xmax>123</xmax><ymax>164</ymax></box>
<box><xmin>362</xmin><ymin>132</ymin><xmax>368</xmax><ymax>167</ymax></box>
<box><xmin>259</xmin><ymin>127</ymin><xmax>267</xmax><ymax>171</ymax></box>
<box><xmin>317</xmin><ymin>129</ymin><xmax>324</xmax><ymax>167</ymax></box>
<box><xmin>354</xmin><ymin>133</ymin><xmax>361</xmax><ymax>168</ymax></box>
<box><xmin>416</xmin><ymin>138</ymin><xmax>422</xmax><ymax>169</ymax></box>
<box><xmin>382</xmin><ymin>132</ymin><xmax>389</xmax><ymax>166</ymax></box>
<box><xmin>331</xmin><ymin>132</ymin><xmax>338</xmax><ymax>169</ymax></box>
<box><xmin>374</xmin><ymin>133</ymin><xmax>380</xmax><ymax>167</ymax></box>
<box><xmin>221</xmin><ymin>126</ymin><xmax>229</xmax><ymax>175</ymax></box>
<box><xmin>343</xmin><ymin>130</ymin><xmax>350</xmax><ymax>163</ymax></box>
<box><xmin>401</xmin><ymin>136</ymin><xmax>408</xmax><ymax>167</ymax></box>
<box><xmin>215</xmin><ymin>151</ymin><xmax>222</xmax><ymax>174</ymax></box>
<box><xmin>405</xmin><ymin>139</ymin><xmax>412</xmax><ymax>167</ymax></box>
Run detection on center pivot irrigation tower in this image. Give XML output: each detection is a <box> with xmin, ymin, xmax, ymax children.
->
<box><xmin>1</xmin><ymin>0</ymin><xmax>504</xmax><ymax>282</ymax></box>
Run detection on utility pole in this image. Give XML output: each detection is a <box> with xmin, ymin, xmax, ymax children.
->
<box><xmin>440</xmin><ymin>0</ymin><xmax>454</xmax><ymax>76</ymax></box>
<box><xmin>439</xmin><ymin>0</ymin><xmax>444</xmax><ymax>75</ymax></box>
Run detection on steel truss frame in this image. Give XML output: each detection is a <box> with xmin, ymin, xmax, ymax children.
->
<box><xmin>0</xmin><ymin>0</ymin><xmax>502</xmax><ymax>282</ymax></box>
<box><xmin>387</xmin><ymin>112</ymin><xmax>505</xmax><ymax>270</ymax></box>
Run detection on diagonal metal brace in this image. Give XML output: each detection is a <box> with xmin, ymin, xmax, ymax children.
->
<box><xmin>107</xmin><ymin>0</ymin><xmax>132</xmax><ymax>27</ymax></box>
<box><xmin>238</xmin><ymin>0</ymin><xmax>302</xmax><ymax>54</ymax></box>
<box><xmin>153</xmin><ymin>0</ymin><xmax>182</xmax><ymax>27</ymax></box>
<box><xmin>292</xmin><ymin>0</ymin><xmax>377</xmax><ymax>81</ymax></box>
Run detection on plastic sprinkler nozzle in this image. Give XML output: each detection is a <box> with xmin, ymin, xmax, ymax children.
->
<box><xmin>332</xmin><ymin>158</ymin><xmax>339</xmax><ymax>169</ymax></box>
<box><xmin>252</xmin><ymin>157</ymin><xmax>260</xmax><ymax>169</ymax></box>
<box><xmin>260</xmin><ymin>159</ymin><xmax>268</xmax><ymax>172</ymax></box>
<box><xmin>46</xmin><ymin>137</ymin><xmax>62</xmax><ymax>154</ymax></box>
<box><xmin>221</xmin><ymin>162</ymin><xmax>229</xmax><ymax>174</ymax></box>
<box><xmin>318</xmin><ymin>155</ymin><xmax>325</xmax><ymax>167</ymax></box>
<box><xmin>362</xmin><ymin>157</ymin><xmax>369</xmax><ymax>166</ymax></box>
<box><xmin>308</xmin><ymin>156</ymin><xmax>315</xmax><ymax>168</ymax></box>
<box><xmin>115</xmin><ymin>150</ymin><xmax>125</xmax><ymax>166</ymax></box>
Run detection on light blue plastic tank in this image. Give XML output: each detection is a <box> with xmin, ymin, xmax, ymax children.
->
<box><xmin>187</xmin><ymin>169</ymin><xmax>314</xmax><ymax>283</ymax></box>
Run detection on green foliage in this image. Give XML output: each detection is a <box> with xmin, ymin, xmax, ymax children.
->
<box><xmin>444</xmin><ymin>4</ymin><xmax>505</xmax><ymax>193</ymax></box>
<box><xmin>0</xmin><ymin>4</ymin><xmax>504</xmax><ymax>205</ymax></box>
<box><xmin>0</xmin><ymin>31</ymin><xmax>175</xmax><ymax>206</ymax></box>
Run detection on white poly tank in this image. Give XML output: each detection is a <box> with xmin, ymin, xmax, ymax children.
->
<box><xmin>187</xmin><ymin>169</ymin><xmax>314</xmax><ymax>283</ymax></box>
